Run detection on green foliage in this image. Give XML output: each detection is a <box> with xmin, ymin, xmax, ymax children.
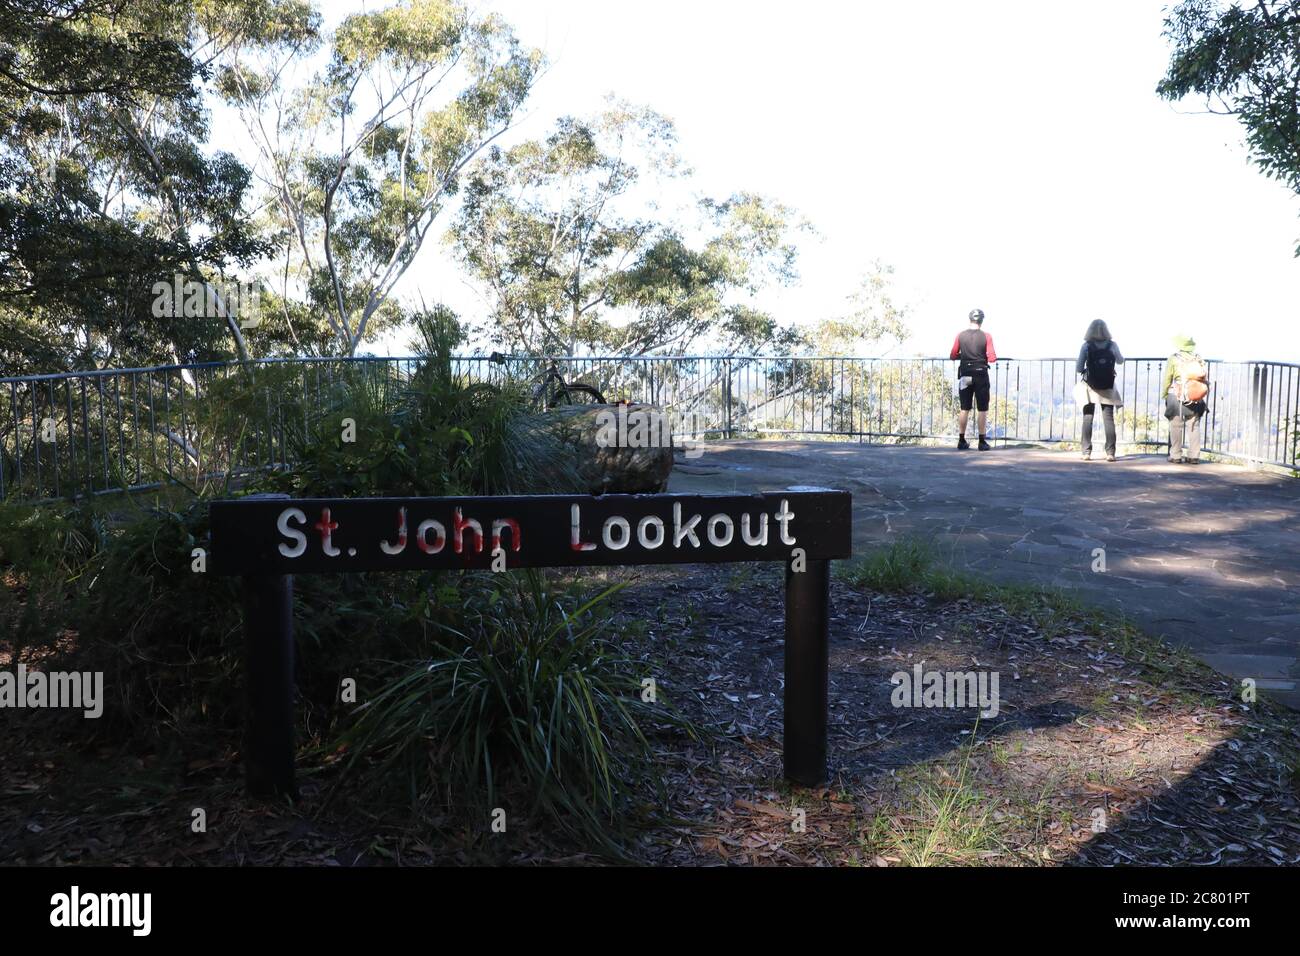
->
<box><xmin>452</xmin><ymin>102</ymin><xmax>807</xmax><ymax>356</ymax></box>
<box><xmin>1158</xmin><ymin>1</ymin><xmax>1300</xmax><ymax>253</ymax></box>
<box><xmin>841</xmin><ymin>537</ymin><xmax>935</xmax><ymax>592</ymax></box>
<box><xmin>254</xmin><ymin>310</ymin><xmax>583</xmax><ymax>497</ymax></box>
<box><xmin>221</xmin><ymin>0</ymin><xmax>542</xmax><ymax>355</ymax></box>
<box><xmin>0</xmin><ymin>0</ymin><xmax>312</xmax><ymax>373</ymax></box>
<box><xmin>42</xmin><ymin>491</ymin><xmax>680</xmax><ymax>856</ymax></box>
<box><xmin>0</xmin><ymin>500</ymin><xmax>102</xmax><ymax>575</ymax></box>
<box><xmin>862</xmin><ymin>739</ymin><xmax>1008</xmax><ymax>867</ymax></box>
<box><xmin>841</xmin><ymin>537</ymin><xmax>1074</xmax><ymax>620</ymax></box>
<box><xmin>53</xmin><ymin>497</ymin><xmax>433</xmax><ymax>751</ymax></box>
<box><xmin>72</xmin><ymin>501</ymin><xmax>245</xmax><ymax>744</ymax></box>
<box><xmin>0</xmin><ymin>501</ymin><xmax>104</xmax><ymax>648</ymax></box>
<box><xmin>0</xmin><ymin>0</ymin><xmax>196</xmax><ymax>102</ymax></box>
<box><xmin>5</xmin><ymin>311</ymin><xmax>588</xmax><ymax>755</ymax></box>
<box><xmin>808</xmin><ymin>261</ymin><xmax>912</xmax><ymax>354</ymax></box>
<box><xmin>0</xmin><ymin>384</ymin><xmax>671</xmax><ymax>863</ymax></box>
<box><xmin>339</xmin><ymin>571</ymin><xmax>685</xmax><ymax>857</ymax></box>
<box><xmin>188</xmin><ymin>360</ymin><xmax>312</xmax><ymax>483</ymax></box>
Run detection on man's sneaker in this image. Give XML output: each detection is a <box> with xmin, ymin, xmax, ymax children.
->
<box><xmin>978</xmin><ymin>437</ymin><xmax>991</xmax><ymax>451</ymax></box>
<box><xmin>957</xmin><ymin>436</ymin><xmax>970</xmax><ymax>450</ymax></box>
<box><xmin>1105</xmin><ymin>453</ymin><xmax>1116</xmax><ymax>462</ymax></box>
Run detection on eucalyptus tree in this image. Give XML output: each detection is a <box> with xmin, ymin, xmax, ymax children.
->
<box><xmin>219</xmin><ymin>0</ymin><xmax>542</xmax><ymax>356</ymax></box>
<box><xmin>808</xmin><ymin>260</ymin><xmax>911</xmax><ymax>355</ymax></box>
<box><xmin>452</xmin><ymin>103</ymin><xmax>806</xmax><ymax>357</ymax></box>
<box><xmin>1159</xmin><ymin>0</ymin><xmax>1300</xmax><ymax>253</ymax></box>
<box><xmin>0</xmin><ymin>0</ymin><xmax>311</xmax><ymax>372</ymax></box>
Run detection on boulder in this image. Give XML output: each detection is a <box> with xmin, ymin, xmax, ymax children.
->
<box><xmin>545</xmin><ymin>403</ymin><xmax>673</xmax><ymax>494</ymax></box>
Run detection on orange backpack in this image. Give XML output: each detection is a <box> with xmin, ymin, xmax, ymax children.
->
<box><xmin>1179</xmin><ymin>356</ymin><xmax>1209</xmax><ymax>404</ymax></box>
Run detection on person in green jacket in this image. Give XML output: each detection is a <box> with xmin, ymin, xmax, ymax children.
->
<box><xmin>1161</xmin><ymin>334</ymin><xmax>1209</xmax><ymax>464</ymax></box>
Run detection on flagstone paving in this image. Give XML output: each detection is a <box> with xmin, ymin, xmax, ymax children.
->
<box><xmin>670</xmin><ymin>441</ymin><xmax>1300</xmax><ymax>707</ymax></box>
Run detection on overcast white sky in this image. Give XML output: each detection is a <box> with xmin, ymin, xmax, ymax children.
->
<box><xmin>336</xmin><ymin>0</ymin><xmax>1300</xmax><ymax>361</ymax></box>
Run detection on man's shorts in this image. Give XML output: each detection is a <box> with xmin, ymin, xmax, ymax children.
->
<box><xmin>959</xmin><ymin>370</ymin><xmax>991</xmax><ymax>411</ymax></box>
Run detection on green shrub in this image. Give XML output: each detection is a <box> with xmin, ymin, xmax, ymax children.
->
<box><xmin>254</xmin><ymin>312</ymin><xmax>582</xmax><ymax>499</ymax></box>
<box><xmin>71</xmin><ymin>501</ymin><xmax>244</xmax><ymax>746</ymax></box>
<box><xmin>188</xmin><ymin>361</ymin><xmax>312</xmax><ymax>485</ymax></box>
<box><xmin>50</xmin><ymin>315</ymin><xmax>592</xmax><ymax>755</ymax></box>
<box><xmin>3</xmin><ymin>311</ymin><xmax>673</xmax><ymax>856</ymax></box>
<box><xmin>0</xmin><ymin>503</ymin><xmax>104</xmax><ymax>650</ymax></box>
<box><xmin>337</xmin><ymin>571</ymin><xmax>688</xmax><ymax>857</ymax></box>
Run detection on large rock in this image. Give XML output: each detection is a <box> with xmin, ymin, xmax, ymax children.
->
<box><xmin>545</xmin><ymin>403</ymin><xmax>674</xmax><ymax>494</ymax></box>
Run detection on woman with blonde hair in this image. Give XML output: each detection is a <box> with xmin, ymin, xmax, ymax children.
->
<box><xmin>1074</xmin><ymin>319</ymin><xmax>1124</xmax><ymax>461</ymax></box>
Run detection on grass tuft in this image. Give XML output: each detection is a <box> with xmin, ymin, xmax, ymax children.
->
<box><xmin>335</xmin><ymin>571</ymin><xmax>694</xmax><ymax>858</ymax></box>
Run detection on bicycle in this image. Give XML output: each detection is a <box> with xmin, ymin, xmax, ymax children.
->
<box><xmin>488</xmin><ymin>353</ymin><xmax>606</xmax><ymax>409</ymax></box>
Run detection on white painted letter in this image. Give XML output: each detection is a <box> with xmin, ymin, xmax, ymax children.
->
<box><xmin>637</xmin><ymin>516</ymin><xmax>665</xmax><ymax>549</ymax></box>
<box><xmin>741</xmin><ymin>513</ymin><xmax>768</xmax><ymax>546</ymax></box>
<box><xmin>775</xmin><ymin>499</ymin><xmax>796</xmax><ymax>545</ymax></box>
<box><xmin>602</xmin><ymin>516</ymin><xmax>631</xmax><ymax>550</ymax></box>
<box><xmin>277</xmin><ymin>508</ymin><xmax>307</xmax><ymax>558</ymax></box>
<box><xmin>570</xmin><ymin>504</ymin><xmax>598</xmax><ymax>552</ymax></box>
<box><xmin>707</xmin><ymin>514</ymin><xmax>734</xmax><ymax>547</ymax></box>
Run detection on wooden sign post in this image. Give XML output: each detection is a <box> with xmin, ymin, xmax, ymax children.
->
<box><xmin>210</xmin><ymin>489</ymin><xmax>852</xmax><ymax>798</ymax></box>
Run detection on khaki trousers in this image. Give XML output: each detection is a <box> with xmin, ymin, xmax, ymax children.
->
<box><xmin>1166</xmin><ymin>395</ymin><xmax>1203</xmax><ymax>460</ymax></box>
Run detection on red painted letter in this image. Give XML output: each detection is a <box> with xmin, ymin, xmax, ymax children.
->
<box><xmin>453</xmin><ymin>508</ymin><xmax>484</xmax><ymax>554</ymax></box>
<box><xmin>315</xmin><ymin>507</ymin><xmax>340</xmax><ymax>557</ymax></box>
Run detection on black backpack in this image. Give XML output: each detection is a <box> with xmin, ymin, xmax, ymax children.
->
<box><xmin>1085</xmin><ymin>342</ymin><xmax>1115</xmax><ymax>390</ymax></box>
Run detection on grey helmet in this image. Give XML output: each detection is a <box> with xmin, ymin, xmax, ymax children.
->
<box><xmin>968</xmin><ymin>309</ymin><xmax>985</xmax><ymax>324</ymax></box>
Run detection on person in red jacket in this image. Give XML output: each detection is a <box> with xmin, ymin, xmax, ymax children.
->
<box><xmin>950</xmin><ymin>309</ymin><xmax>998</xmax><ymax>450</ymax></box>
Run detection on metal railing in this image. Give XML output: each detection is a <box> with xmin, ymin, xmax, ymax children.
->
<box><xmin>2</xmin><ymin>354</ymin><xmax>1296</xmax><ymax>502</ymax></box>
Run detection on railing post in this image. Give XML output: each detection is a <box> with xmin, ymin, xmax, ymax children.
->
<box><xmin>1253</xmin><ymin>364</ymin><xmax>1263</xmax><ymax>468</ymax></box>
<box><xmin>1250</xmin><ymin>364</ymin><xmax>1269</xmax><ymax>468</ymax></box>
<box><xmin>723</xmin><ymin>357</ymin><xmax>733</xmax><ymax>439</ymax></box>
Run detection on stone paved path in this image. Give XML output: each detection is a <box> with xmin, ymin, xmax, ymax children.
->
<box><xmin>669</xmin><ymin>441</ymin><xmax>1300</xmax><ymax>707</ymax></box>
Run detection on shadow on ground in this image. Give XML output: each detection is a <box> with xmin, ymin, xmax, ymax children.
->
<box><xmin>610</xmin><ymin>562</ymin><xmax>1300</xmax><ymax>866</ymax></box>
<box><xmin>671</xmin><ymin>441</ymin><xmax>1300</xmax><ymax>707</ymax></box>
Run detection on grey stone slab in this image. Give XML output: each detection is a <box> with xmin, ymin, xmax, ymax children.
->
<box><xmin>672</xmin><ymin>441</ymin><xmax>1300</xmax><ymax>708</ymax></box>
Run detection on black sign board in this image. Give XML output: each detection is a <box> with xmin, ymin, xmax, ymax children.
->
<box><xmin>209</xmin><ymin>491</ymin><xmax>852</xmax><ymax>575</ymax></box>
<box><xmin>210</xmin><ymin>489</ymin><xmax>851</xmax><ymax>799</ymax></box>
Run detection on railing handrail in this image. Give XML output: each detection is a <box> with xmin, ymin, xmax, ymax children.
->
<box><xmin>0</xmin><ymin>355</ymin><xmax>414</xmax><ymax>385</ymax></box>
<box><xmin>4</xmin><ymin>353</ymin><xmax>1298</xmax><ymax>386</ymax></box>
<box><xmin>3</xmin><ymin>353</ymin><xmax>1296</xmax><ymax>503</ymax></box>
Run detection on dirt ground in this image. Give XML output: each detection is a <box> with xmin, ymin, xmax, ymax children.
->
<box><xmin>2</xmin><ymin>563</ymin><xmax>1299</xmax><ymax>866</ymax></box>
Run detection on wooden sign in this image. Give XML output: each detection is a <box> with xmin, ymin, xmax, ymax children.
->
<box><xmin>209</xmin><ymin>489</ymin><xmax>852</xmax><ymax>798</ymax></box>
<box><xmin>209</xmin><ymin>491</ymin><xmax>852</xmax><ymax>575</ymax></box>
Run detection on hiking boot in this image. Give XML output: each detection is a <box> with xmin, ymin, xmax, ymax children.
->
<box><xmin>957</xmin><ymin>436</ymin><xmax>970</xmax><ymax>450</ymax></box>
<box><xmin>978</xmin><ymin>437</ymin><xmax>991</xmax><ymax>451</ymax></box>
